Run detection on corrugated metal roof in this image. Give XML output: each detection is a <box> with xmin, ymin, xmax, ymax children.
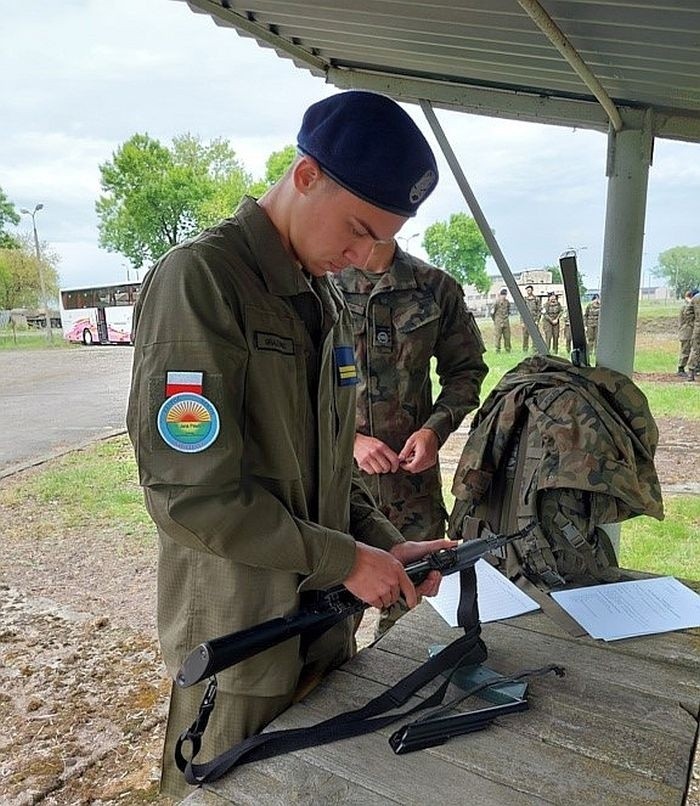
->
<box><xmin>178</xmin><ymin>0</ymin><xmax>700</xmax><ymax>140</ymax></box>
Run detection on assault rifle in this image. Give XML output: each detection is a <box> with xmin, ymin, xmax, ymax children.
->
<box><xmin>176</xmin><ymin>526</ymin><xmax>531</xmax><ymax>688</ymax></box>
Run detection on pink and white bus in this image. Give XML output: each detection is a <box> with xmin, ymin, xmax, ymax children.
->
<box><xmin>59</xmin><ymin>281</ymin><xmax>141</xmax><ymax>345</ymax></box>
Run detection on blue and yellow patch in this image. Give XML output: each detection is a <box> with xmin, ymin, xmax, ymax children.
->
<box><xmin>334</xmin><ymin>345</ymin><xmax>358</xmax><ymax>386</ymax></box>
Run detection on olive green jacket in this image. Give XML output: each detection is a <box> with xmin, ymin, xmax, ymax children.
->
<box><xmin>127</xmin><ymin>197</ymin><xmax>403</xmax><ymax>696</ymax></box>
<box><xmin>335</xmin><ymin>250</ymin><xmax>487</xmax><ymax>539</ymax></box>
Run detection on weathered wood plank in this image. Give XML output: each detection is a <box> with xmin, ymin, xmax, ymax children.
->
<box><xmin>192</xmin><ymin>674</ymin><xmax>682</xmax><ymax>806</ymax></box>
<box><xmin>490</xmin><ymin>610</ymin><xmax>700</xmax><ymax>671</ymax></box>
<box><xmin>180</xmin><ymin>601</ymin><xmax>699</xmax><ymax>805</ymax></box>
<box><xmin>377</xmin><ymin>606</ymin><xmax>700</xmax><ymax>704</ymax></box>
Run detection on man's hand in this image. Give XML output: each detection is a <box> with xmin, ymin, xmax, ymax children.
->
<box><xmin>354</xmin><ymin>433</ymin><xmax>400</xmax><ymax>475</ymax></box>
<box><xmin>390</xmin><ymin>539</ymin><xmax>457</xmax><ymax>598</ymax></box>
<box><xmin>398</xmin><ymin>428</ymin><xmax>439</xmax><ymax>474</ymax></box>
<box><xmin>343</xmin><ymin>539</ymin><xmax>457</xmax><ymax>609</ymax></box>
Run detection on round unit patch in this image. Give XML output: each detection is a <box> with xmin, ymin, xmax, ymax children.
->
<box><xmin>157</xmin><ymin>392</ymin><xmax>220</xmax><ymax>453</ymax></box>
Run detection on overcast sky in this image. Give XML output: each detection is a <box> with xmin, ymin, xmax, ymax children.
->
<box><xmin>2</xmin><ymin>0</ymin><xmax>699</xmax><ymax>291</ymax></box>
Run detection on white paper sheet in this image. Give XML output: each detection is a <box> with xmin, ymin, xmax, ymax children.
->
<box><xmin>426</xmin><ymin>559</ymin><xmax>540</xmax><ymax>627</ymax></box>
<box><xmin>550</xmin><ymin>576</ymin><xmax>700</xmax><ymax>641</ymax></box>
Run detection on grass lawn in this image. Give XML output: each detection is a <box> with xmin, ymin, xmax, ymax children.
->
<box><xmin>0</xmin><ymin>328</ymin><xmax>73</xmax><ymax>349</ymax></box>
<box><xmin>1</xmin><ymin>432</ymin><xmax>697</xmax><ymax>582</ymax></box>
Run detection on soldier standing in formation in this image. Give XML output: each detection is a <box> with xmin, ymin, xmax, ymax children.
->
<box><xmin>584</xmin><ymin>293</ymin><xmax>601</xmax><ymax>354</ymax></box>
<box><xmin>563</xmin><ymin>308</ymin><xmax>571</xmax><ymax>355</ymax></box>
<box><xmin>126</xmin><ymin>91</ymin><xmax>452</xmax><ymax>799</ymax></box>
<box><xmin>542</xmin><ymin>291</ymin><xmax>563</xmax><ymax>354</ymax></box>
<box><xmin>336</xmin><ymin>239</ymin><xmax>488</xmax><ymax>635</ymax></box>
<box><xmin>491</xmin><ymin>287</ymin><xmax>512</xmax><ymax>353</ymax></box>
<box><xmin>521</xmin><ymin>284</ymin><xmax>541</xmax><ymax>352</ymax></box>
<box><xmin>686</xmin><ymin>289</ymin><xmax>700</xmax><ymax>382</ymax></box>
<box><xmin>678</xmin><ymin>290</ymin><xmax>695</xmax><ymax>377</ymax></box>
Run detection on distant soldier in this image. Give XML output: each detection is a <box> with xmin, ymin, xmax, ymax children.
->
<box><xmin>563</xmin><ymin>308</ymin><xmax>571</xmax><ymax>355</ymax></box>
<box><xmin>336</xmin><ymin>239</ymin><xmax>488</xmax><ymax>635</ymax></box>
<box><xmin>677</xmin><ymin>290</ymin><xmax>695</xmax><ymax>377</ymax></box>
<box><xmin>584</xmin><ymin>293</ymin><xmax>601</xmax><ymax>354</ymax></box>
<box><xmin>686</xmin><ymin>289</ymin><xmax>700</xmax><ymax>382</ymax></box>
<box><xmin>491</xmin><ymin>287</ymin><xmax>512</xmax><ymax>353</ymax></box>
<box><xmin>521</xmin><ymin>284</ymin><xmax>541</xmax><ymax>351</ymax></box>
<box><xmin>542</xmin><ymin>291</ymin><xmax>562</xmax><ymax>354</ymax></box>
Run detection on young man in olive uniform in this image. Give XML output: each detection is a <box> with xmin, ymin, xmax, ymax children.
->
<box><xmin>336</xmin><ymin>239</ymin><xmax>487</xmax><ymax>635</ymax></box>
<box><xmin>677</xmin><ymin>290</ymin><xmax>695</xmax><ymax>376</ymax></box>
<box><xmin>542</xmin><ymin>291</ymin><xmax>563</xmax><ymax>354</ymax></box>
<box><xmin>491</xmin><ymin>287</ymin><xmax>512</xmax><ymax>352</ymax></box>
<box><xmin>521</xmin><ymin>284</ymin><xmax>541</xmax><ymax>351</ymax></box>
<box><xmin>127</xmin><ymin>91</ymin><xmax>450</xmax><ymax>798</ymax></box>
<box><xmin>584</xmin><ymin>293</ymin><xmax>601</xmax><ymax>355</ymax></box>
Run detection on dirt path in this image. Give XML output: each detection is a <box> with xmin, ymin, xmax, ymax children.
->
<box><xmin>0</xmin><ymin>416</ymin><xmax>698</xmax><ymax>804</ymax></box>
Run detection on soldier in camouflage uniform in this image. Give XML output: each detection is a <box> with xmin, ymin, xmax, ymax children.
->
<box><xmin>686</xmin><ymin>289</ymin><xmax>700</xmax><ymax>382</ymax></box>
<box><xmin>491</xmin><ymin>288</ymin><xmax>512</xmax><ymax>352</ymax></box>
<box><xmin>336</xmin><ymin>239</ymin><xmax>488</xmax><ymax>635</ymax></box>
<box><xmin>677</xmin><ymin>291</ymin><xmax>695</xmax><ymax>376</ymax></box>
<box><xmin>563</xmin><ymin>308</ymin><xmax>571</xmax><ymax>355</ymax></box>
<box><xmin>584</xmin><ymin>293</ymin><xmax>601</xmax><ymax>354</ymax></box>
<box><xmin>542</xmin><ymin>291</ymin><xmax>562</xmax><ymax>354</ymax></box>
<box><xmin>521</xmin><ymin>284</ymin><xmax>541</xmax><ymax>352</ymax></box>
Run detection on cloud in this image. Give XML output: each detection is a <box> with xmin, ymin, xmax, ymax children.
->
<box><xmin>1</xmin><ymin>1</ymin><xmax>698</xmax><ymax>292</ymax></box>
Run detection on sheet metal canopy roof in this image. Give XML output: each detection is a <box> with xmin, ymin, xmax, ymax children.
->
<box><xmin>179</xmin><ymin>0</ymin><xmax>700</xmax><ymax>141</ymax></box>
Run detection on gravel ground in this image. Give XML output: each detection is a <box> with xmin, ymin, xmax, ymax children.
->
<box><xmin>0</xmin><ymin>415</ymin><xmax>698</xmax><ymax>805</ymax></box>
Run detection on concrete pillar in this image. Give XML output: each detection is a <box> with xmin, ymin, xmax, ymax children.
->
<box><xmin>597</xmin><ymin>110</ymin><xmax>654</xmax><ymax>375</ymax></box>
<box><xmin>597</xmin><ymin>109</ymin><xmax>653</xmax><ymax>553</ymax></box>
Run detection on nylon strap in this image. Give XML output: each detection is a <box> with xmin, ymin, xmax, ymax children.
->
<box><xmin>175</xmin><ymin>628</ymin><xmax>480</xmax><ymax>786</ymax></box>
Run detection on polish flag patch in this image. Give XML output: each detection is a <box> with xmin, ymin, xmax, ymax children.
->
<box><xmin>165</xmin><ymin>371</ymin><xmax>204</xmax><ymax>397</ymax></box>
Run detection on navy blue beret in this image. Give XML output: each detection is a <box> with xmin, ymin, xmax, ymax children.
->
<box><xmin>297</xmin><ymin>91</ymin><xmax>438</xmax><ymax>217</ymax></box>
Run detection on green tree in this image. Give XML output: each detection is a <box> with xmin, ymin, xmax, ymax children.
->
<box><xmin>96</xmin><ymin>133</ymin><xmax>252</xmax><ymax>268</ymax></box>
<box><xmin>422</xmin><ymin>213</ymin><xmax>490</xmax><ymax>291</ymax></box>
<box><xmin>0</xmin><ymin>238</ymin><xmax>59</xmax><ymax>310</ymax></box>
<box><xmin>655</xmin><ymin>245</ymin><xmax>700</xmax><ymax>298</ymax></box>
<box><xmin>0</xmin><ymin>186</ymin><xmax>20</xmax><ymax>249</ymax></box>
<box><xmin>248</xmin><ymin>145</ymin><xmax>297</xmax><ymax>198</ymax></box>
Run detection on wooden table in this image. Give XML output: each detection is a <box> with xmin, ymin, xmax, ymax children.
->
<box><xmin>182</xmin><ymin>593</ymin><xmax>700</xmax><ymax>805</ymax></box>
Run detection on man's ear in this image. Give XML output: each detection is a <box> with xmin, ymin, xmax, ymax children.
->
<box><xmin>292</xmin><ymin>155</ymin><xmax>323</xmax><ymax>196</ymax></box>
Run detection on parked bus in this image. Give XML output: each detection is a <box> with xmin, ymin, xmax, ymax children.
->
<box><xmin>59</xmin><ymin>281</ymin><xmax>141</xmax><ymax>345</ymax></box>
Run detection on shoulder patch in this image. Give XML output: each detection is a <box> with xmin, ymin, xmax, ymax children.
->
<box><xmin>157</xmin><ymin>392</ymin><xmax>220</xmax><ymax>453</ymax></box>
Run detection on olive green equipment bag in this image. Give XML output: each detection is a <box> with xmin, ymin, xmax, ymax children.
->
<box><xmin>448</xmin><ymin>355</ymin><xmax>665</xmax><ymax>634</ymax></box>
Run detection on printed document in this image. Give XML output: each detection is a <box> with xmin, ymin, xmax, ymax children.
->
<box><xmin>550</xmin><ymin>576</ymin><xmax>700</xmax><ymax>640</ymax></box>
<box><xmin>427</xmin><ymin>559</ymin><xmax>540</xmax><ymax>627</ymax></box>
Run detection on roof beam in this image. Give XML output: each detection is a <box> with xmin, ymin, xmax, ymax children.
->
<box><xmin>516</xmin><ymin>0</ymin><xmax>623</xmax><ymax>132</ymax></box>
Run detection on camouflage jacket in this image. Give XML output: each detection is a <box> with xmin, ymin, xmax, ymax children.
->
<box><xmin>679</xmin><ymin>299</ymin><xmax>694</xmax><ymax>340</ymax></box>
<box><xmin>491</xmin><ymin>297</ymin><xmax>511</xmax><ymax>323</ymax></box>
<box><xmin>452</xmin><ymin>355</ymin><xmax>664</xmax><ymax>526</ymax></box>
<box><xmin>584</xmin><ymin>300</ymin><xmax>601</xmax><ymax>327</ymax></box>
<box><xmin>335</xmin><ymin>250</ymin><xmax>487</xmax><ymax>539</ymax></box>
<box><xmin>543</xmin><ymin>298</ymin><xmax>562</xmax><ymax>324</ymax></box>
<box><xmin>522</xmin><ymin>294</ymin><xmax>541</xmax><ymax>321</ymax></box>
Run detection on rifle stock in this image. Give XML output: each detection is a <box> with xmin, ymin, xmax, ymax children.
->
<box><xmin>176</xmin><ymin>527</ymin><xmax>527</xmax><ymax>688</ymax></box>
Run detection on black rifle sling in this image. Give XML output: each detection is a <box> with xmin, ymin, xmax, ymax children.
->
<box><xmin>175</xmin><ymin>627</ymin><xmax>479</xmax><ymax>786</ymax></box>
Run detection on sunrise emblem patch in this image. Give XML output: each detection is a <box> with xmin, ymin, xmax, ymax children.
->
<box><xmin>157</xmin><ymin>392</ymin><xmax>220</xmax><ymax>453</ymax></box>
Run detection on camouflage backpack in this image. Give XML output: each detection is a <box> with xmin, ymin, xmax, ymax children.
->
<box><xmin>449</xmin><ymin>356</ymin><xmax>664</xmax><ymax>614</ymax></box>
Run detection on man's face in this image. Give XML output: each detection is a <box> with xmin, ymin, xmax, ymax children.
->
<box><xmin>526</xmin><ymin>287</ymin><xmax>534</xmax><ymax>297</ymax></box>
<box><xmin>289</xmin><ymin>158</ymin><xmax>408</xmax><ymax>277</ymax></box>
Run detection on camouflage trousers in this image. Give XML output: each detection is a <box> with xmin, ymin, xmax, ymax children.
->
<box><xmin>542</xmin><ymin>319</ymin><xmax>560</xmax><ymax>353</ymax></box>
<box><xmin>494</xmin><ymin>320</ymin><xmax>511</xmax><ymax>352</ymax></box>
